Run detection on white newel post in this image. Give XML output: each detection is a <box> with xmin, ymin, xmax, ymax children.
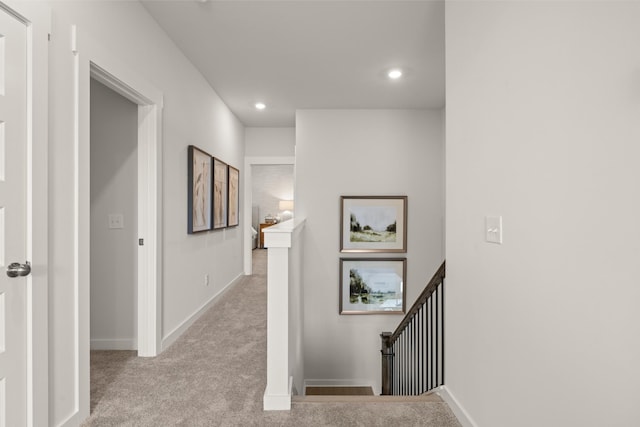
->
<box><xmin>263</xmin><ymin>218</ymin><xmax>305</xmax><ymax>411</ymax></box>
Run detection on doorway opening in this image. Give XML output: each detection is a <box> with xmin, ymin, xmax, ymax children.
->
<box><xmin>83</xmin><ymin>61</ymin><xmax>162</xmax><ymax>360</ymax></box>
<box><xmin>243</xmin><ymin>157</ymin><xmax>295</xmax><ymax>275</ymax></box>
<box><xmin>251</xmin><ymin>164</ymin><xmax>294</xmax><ymax>248</ymax></box>
<box><xmin>89</xmin><ymin>78</ymin><xmax>138</xmax><ymax>351</ymax></box>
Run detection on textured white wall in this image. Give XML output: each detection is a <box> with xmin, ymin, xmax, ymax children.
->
<box><xmin>296</xmin><ymin>109</ymin><xmax>444</xmax><ymax>393</ymax></box>
<box><xmin>252</xmin><ymin>165</ymin><xmax>294</xmax><ymax>223</ymax></box>
<box><xmin>89</xmin><ymin>79</ymin><xmax>138</xmax><ymax>350</ymax></box>
<box><xmin>47</xmin><ymin>2</ymin><xmax>245</xmax><ymax>424</ymax></box>
<box><xmin>446</xmin><ymin>2</ymin><xmax>640</xmax><ymax>426</ymax></box>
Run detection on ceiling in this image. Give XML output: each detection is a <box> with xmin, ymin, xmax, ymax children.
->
<box><xmin>141</xmin><ymin>0</ymin><xmax>445</xmax><ymax>127</ymax></box>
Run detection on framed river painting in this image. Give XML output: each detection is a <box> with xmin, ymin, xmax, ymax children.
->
<box><xmin>340</xmin><ymin>196</ymin><xmax>407</xmax><ymax>253</ymax></box>
<box><xmin>339</xmin><ymin>258</ymin><xmax>406</xmax><ymax>314</ymax></box>
<box><xmin>187</xmin><ymin>145</ymin><xmax>212</xmax><ymax>233</ymax></box>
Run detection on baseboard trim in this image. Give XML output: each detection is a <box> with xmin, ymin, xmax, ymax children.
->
<box><xmin>90</xmin><ymin>338</ymin><xmax>137</xmax><ymax>351</ymax></box>
<box><xmin>303</xmin><ymin>378</ymin><xmax>377</xmax><ymax>395</ymax></box>
<box><xmin>161</xmin><ymin>273</ymin><xmax>244</xmax><ymax>351</ymax></box>
<box><xmin>263</xmin><ymin>376</ymin><xmax>293</xmax><ymax>410</ymax></box>
<box><xmin>435</xmin><ymin>385</ymin><xmax>478</xmax><ymax>427</ymax></box>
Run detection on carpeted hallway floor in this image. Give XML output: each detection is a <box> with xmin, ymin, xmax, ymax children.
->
<box><xmin>82</xmin><ymin>250</ymin><xmax>461</xmax><ymax>426</ymax></box>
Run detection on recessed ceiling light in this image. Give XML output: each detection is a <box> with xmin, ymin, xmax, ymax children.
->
<box><xmin>255</xmin><ymin>102</ymin><xmax>266</xmax><ymax>110</ymax></box>
<box><xmin>388</xmin><ymin>69</ymin><xmax>403</xmax><ymax>80</ymax></box>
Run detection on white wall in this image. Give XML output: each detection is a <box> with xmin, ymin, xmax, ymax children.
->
<box><xmin>445</xmin><ymin>2</ymin><xmax>640</xmax><ymax>426</ymax></box>
<box><xmin>89</xmin><ymin>79</ymin><xmax>138</xmax><ymax>350</ymax></box>
<box><xmin>47</xmin><ymin>2</ymin><xmax>245</xmax><ymax>425</ymax></box>
<box><xmin>245</xmin><ymin>127</ymin><xmax>295</xmax><ymax>157</ymax></box>
<box><xmin>296</xmin><ymin>109</ymin><xmax>444</xmax><ymax>393</ymax></box>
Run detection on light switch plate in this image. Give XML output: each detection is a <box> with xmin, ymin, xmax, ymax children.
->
<box><xmin>108</xmin><ymin>214</ymin><xmax>124</xmax><ymax>229</ymax></box>
<box><xmin>485</xmin><ymin>216</ymin><xmax>502</xmax><ymax>244</ymax></box>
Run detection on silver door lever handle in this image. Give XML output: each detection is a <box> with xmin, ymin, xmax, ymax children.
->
<box><xmin>7</xmin><ymin>261</ymin><xmax>31</xmax><ymax>278</ymax></box>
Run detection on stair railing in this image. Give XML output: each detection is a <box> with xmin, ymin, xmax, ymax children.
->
<box><xmin>381</xmin><ymin>261</ymin><xmax>445</xmax><ymax>395</ymax></box>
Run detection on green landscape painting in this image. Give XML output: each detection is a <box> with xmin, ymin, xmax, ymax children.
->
<box><xmin>349</xmin><ymin>206</ymin><xmax>397</xmax><ymax>243</ymax></box>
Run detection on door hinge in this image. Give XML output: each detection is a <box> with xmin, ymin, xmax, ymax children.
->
<box><xmin>139</xmin><ymin>238</ymin><xmax>144</xmax><ymax>246</ymax></box>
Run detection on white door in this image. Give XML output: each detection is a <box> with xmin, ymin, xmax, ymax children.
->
<box><xmin>0</xmin><ymin>7</ymin><xmax>28</xmax><ymax>427</ymax></box>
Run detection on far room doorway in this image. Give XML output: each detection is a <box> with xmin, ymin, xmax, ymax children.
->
<box><xmin>243</xmin><ymin>156</ymin><xmax>295</xmax><ymax>275</ymax></box>
<box><xmin>251</xmin><ymin>164</ymin><xmax>295</xmax><ymax>250</ymax></box>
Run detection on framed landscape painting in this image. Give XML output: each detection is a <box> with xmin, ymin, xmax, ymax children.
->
<box><xmin>339</xmin><ymin>258</ymin><xmax>406</xmax><ymax>315</ymax></box>
<box><xmin>227</xmin><ymin>165</ymin><xmax>239</xmax><ymax>227</ymax></box>
<box><xmin>340</xmin><ymin>196</ymin><xmax>407</xmax><ymax>252</ymax></box>
<box><xmin>187</xmin><ymin>145</ymin><xmax>212</xmax><ymax>233</ymax></box>
<box><xmin>213</xmin><ymin>157</ymin><xmax>229</xmax><ymax>229</ymax></box>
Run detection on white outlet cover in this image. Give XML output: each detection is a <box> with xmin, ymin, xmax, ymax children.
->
<box><xmin>485</xmin><ymin>216</ymin><xmax>502</xmax><ymax>244</ymax></box>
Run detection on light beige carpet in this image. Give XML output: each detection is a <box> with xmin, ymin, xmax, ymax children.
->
<box><xmin>82</xmin><ymin>250</ymin><xmax>461</xmax><ymax>426</ymax></box>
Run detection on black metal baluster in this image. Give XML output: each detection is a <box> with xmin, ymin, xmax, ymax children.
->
<box><xmin>409</xmin><ymin>319</ymin><xmax>412</xmax><ymax>395</ymax></box>
<box><xmin>435</xmin><ymin>286</ymin><xmax>439</xmax><ymax>387</ymax></box>
<box><xmin>392</xmin><ymin>340</ymin><xmax>396</xmax><ymax>395</ymax></box>
<box><xmin>442</xmin><ymin>279</ymin><xmax>445</xmax><ymax>386</ymax></box>
<box><xmin>397</xmin><ymin>338</ymin><xmax>400</xmax><ymax>395</ymax></box>
<box><xmin>397</xmin><ymin>335</ymin><xmax>400</xmax><ymax>395</ymax></box>
<box><xmin>400</xmin><ymin>333</ymin><xmax>404</xmax><ymax>395</ymax></box>
<box><xmin>426</xmin><ymin>296</ymin><xmax>430</xmax><ymax>391</ymax></box>
<box><xmin>403</xmin><ymin>332</ymin><xmax>406</xmax><ymax>395</ymax></box>
<box><xmin>411</xmin><ymin>316</ymin><xmax>415</xmax><ymax>394</ymax></box>
<box><xmin>399</xmin><ymin>334</ymin><xmax>403</xmax><ymax>395</ymax></box>
<box><xmin>418</xmin><ymin>305</ymin><xmax>422</xmax><ymax>394</ymax></box>
<box><xmin>422</xmin><ymin>303</ymin><xmax>425</xmax><ymax>394</ymax></box>
<box><xmin>409</xmin><ymin>324</ymin><xmax>412</xmax><ymax>394</ymax></box>
<box><xmin>430</xmin><ymin>293</ymin><xmax>434</xmax><ymax>391</ymax></box>
<box><xmin>405</xmin><ymin>329</ymin><xmax>409</xmax><ymax>395</ymax></box>
<box><xmin>404</xmin><ymin>330</ymin><xmax>407</xmax><ymax>395</ymax></box>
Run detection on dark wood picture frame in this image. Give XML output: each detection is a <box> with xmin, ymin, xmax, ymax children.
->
<box><xmin>187</xmin><ymin>145</ymin><xmax>213</xmax><ymax>234</ymax></box>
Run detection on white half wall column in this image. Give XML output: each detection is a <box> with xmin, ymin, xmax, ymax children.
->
<box><xmin>263</xmin><ymin>218</ymin><xmax>306</xmax><ymax>411</ymax></box>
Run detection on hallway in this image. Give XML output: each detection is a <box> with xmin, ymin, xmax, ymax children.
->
<box><xmin>83</xmin><ymin>250</ymin><xmax>460</xmax><ymax>426</ymax></box>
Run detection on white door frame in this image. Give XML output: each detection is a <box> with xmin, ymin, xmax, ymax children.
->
<box><xmin>72</xmin><ymin>25</ymin><xmax>163</xmax><ymax>418</ymax></box>
<box><xmin>243</xmin><ymin>156</ymin><xmax>295</xmax><ymax>275</ymax></box>
<box><xmin>89</xmin><ymin>63</ymin><xmax>163</xmax><ymax>357</ymax></box>
<box><xmin>0</xmin><ymin>2</ymin><xmax>49</xmax><ymax>425</ymax></box>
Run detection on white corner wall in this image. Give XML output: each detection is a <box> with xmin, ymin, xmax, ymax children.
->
<box><xmin>446</xmin><ymin>2</ymin><xmax>640</xmax><ymax>426</ymax></box>
<box><xmin>89</xmin><ymin>79</ymin><xmax>138</xmax><ymax>350</ymax></box>
<box><xmin>296</xmin><ymin>109</ymin><xmax>444</xmax><ymax>394</ymax></box>
<box><xmin>47</xmin><ymin>2</ymin><xmax>245</xmax><ymax>425</ymax></box>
